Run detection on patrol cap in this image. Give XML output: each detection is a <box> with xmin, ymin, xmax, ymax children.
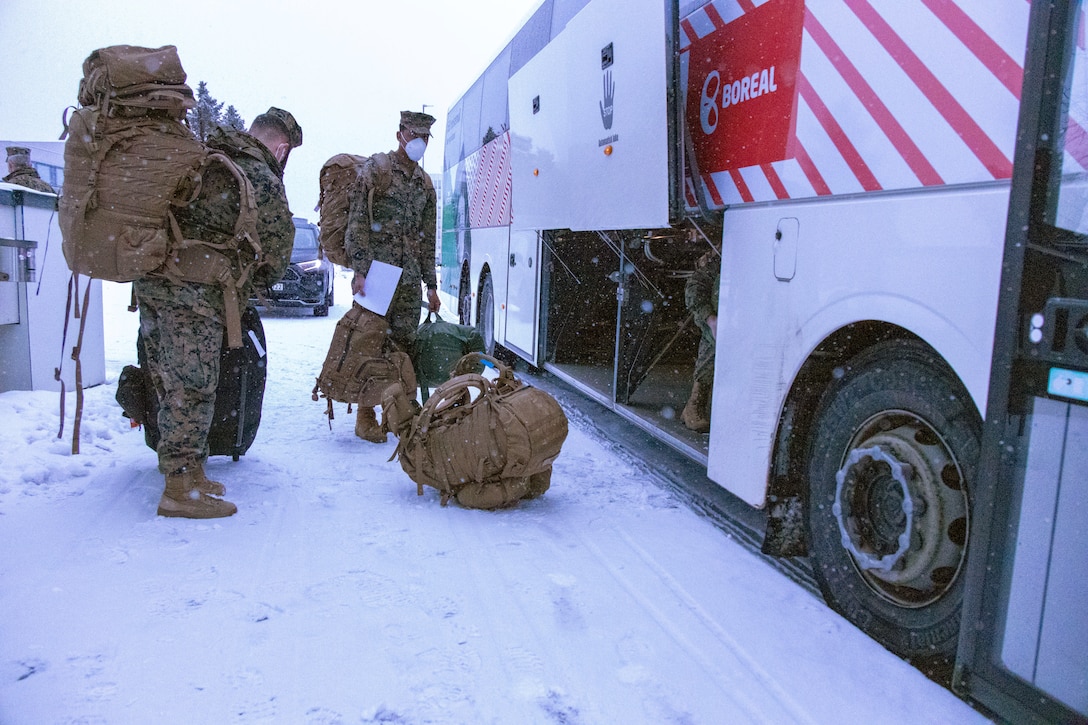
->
<box><xmin>400</xmin><ymin>110</ymin><xmax>436</xmax><ymax>138</ymax></box>
<box><xmin>6</xmin><ymin>146</ymin><xmax>31</xmax><ymax>158</ymax></box>
<box><xmin>255</xmin><ymin>107</ymin><xmax>303</xmax><ymax>148</ymax></box>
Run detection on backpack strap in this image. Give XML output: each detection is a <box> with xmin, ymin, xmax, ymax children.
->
<box><xmin>392</xmin><ymin>373</ymin><xmax>493</xmax><ymax>494</ymax></box>
<box><xmin>55</xmin><ymin>274</ymin><xmax>93</xmax><ymax>453</ymax></box>
<box><xmin>161</xmin><ymin>151</ymin><xmax>260</xmax><ymax>349</ymax></box>
<box><xmin>365</xmin><ymin>152</ymin><xmax>395</xmax><ymax>231</ymax></box>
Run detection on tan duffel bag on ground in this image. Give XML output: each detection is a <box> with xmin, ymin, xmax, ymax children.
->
<box><xmin>383</xmin><ymin>352</ymin><xmax>568</xmax><ymax>509</ymax></box>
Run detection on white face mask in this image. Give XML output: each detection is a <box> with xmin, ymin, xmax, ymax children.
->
<box><xmin>404</xmin><ymin>137</ymin><xmax>427</xmax><ymax>162</ymax></box>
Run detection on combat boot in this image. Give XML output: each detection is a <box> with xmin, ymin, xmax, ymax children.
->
<box><xmin>355</xmin><ymin>406</ymin><xmax>387</xmax><ymax>443</ymax></box>
<box><xmin>681</xmin><ymin>381</ymin><xmax>711</xmax><ymax>433</ymax></box>
<box><xmin>157</xmin><ymin>468</ymin><xmax>238</xmax><ymax>519</ymax></box>
<box><xmin>192</xmin><ymin>461</ymin><xmax>226</xmax><ymax>497</ymax></box>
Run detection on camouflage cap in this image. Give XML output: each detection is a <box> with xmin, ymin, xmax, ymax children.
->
<box><xmin>400</xmin><ymin>110</ymin><xmax>436</xmax><ymax>137</ymax></box>
<box><xmin>256</xmin><ymin>107</ymin><xmax>303</xmax><ymax>148</ymax></box>
<box><xmin>6</xmin><ymin>146</ymin><xmax>31</xmax><ymax>158</ymax></box>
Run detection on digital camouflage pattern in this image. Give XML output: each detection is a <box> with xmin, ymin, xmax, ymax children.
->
<box><xmin>685</xmin><ymin>246</ymin><xmax>720</xmax><ymax>386</ymax></box>
<box><xmin>344</xmin><ymin>150</ymin><xmax>437</xmax><ymax>353</ymax></box>
<box><xmin>134</xmin><ymin>124</ymin><xmax>293</xmax><ymax>473</ymax></box>
<box><xmin>3</xmin><ymin>167</ymin><xmax>55</xmax><ymax>194</ymax></box>
<box><xmin>136</xmin><ymin>296</ymin><xmax>224</xmax><ymax>474</ymax></box>
<box><xmin>204</xmin><ymin>125</ymin><xmax>295</xmax><ymax>295</ymax></box>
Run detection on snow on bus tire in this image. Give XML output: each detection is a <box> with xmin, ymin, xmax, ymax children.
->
<box><xmin>804</xmin><ymin>339</ymin><xmax>979</xmax><ymax>678</ymax></box>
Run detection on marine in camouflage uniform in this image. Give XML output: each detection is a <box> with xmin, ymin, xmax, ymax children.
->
<box><xmin>344</xmin><ymin>110</ymin><xmax>441</xmax><ymax>442</ymax></box>
<box><xmin>3</xmin><ymin>146</ymin><xmax>55</xmax><ymax>194</ymax></box>
<box><xmin>681</xmin><ymin>245</ymin><xmax>720</xmax><ymax>432</ymax></box>
<box><xmin>134</xmin><ymin>107</ymin><xmax>301</xmax><ymax>518</ymax></box>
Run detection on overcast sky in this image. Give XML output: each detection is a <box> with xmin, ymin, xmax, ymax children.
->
<box><xmin>0</xmin><ymin>0</ymin><xmax>541</xmax><ymax>218</ymax></box>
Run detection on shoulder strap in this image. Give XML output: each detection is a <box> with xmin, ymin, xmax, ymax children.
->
<box><xmin>161</xmin><ymin>151</ymin><xmax>260</xmax><ymax>349</ymax></box>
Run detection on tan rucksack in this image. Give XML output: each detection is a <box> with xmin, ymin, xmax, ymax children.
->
<box><xmin>383</xmin><ymin>352</ymin><xmax>569</xmax><ymax>510</ymax></box>
<box><xmin>312</xmin><ymin>303</ymin><xmax>417</xmax><ymax>422</ymax></box>
<box><xmin>316</xmin><ymin>153</ymin><xmax>366</xmax><ymax>268</ymax></box>
<box><xmin>59</xmin><ymin>44</ymin><xmax>259</xmax><ymax>349</ymax></box>
<box><xmin>316</xmin><ymin>151</ymin><xmax>434</xmax><ymax>269</ymax></box>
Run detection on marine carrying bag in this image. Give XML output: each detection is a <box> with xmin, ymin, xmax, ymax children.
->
<box><xmin>59</xmin><ymin>44</ymin><xmax>260</xmax><ymax>348</ymax></box>
<box><xmin>316</xmin><ymin>152</ymin><xmax>434</xmax><ymax>269</ymax></box>
<box><xmin>56</xmin><ymin>44</ymin><xmax>261</xmax><ymax>455</ymax></box>
<box><xmin>384</xmin><ymin>352</ymin><xmax>568</xmax><ymax>510</ymax></box>
<box><xmin>312</xmin><ymin>302</ymin><xmax>417</xmax><ymax>421</ymax></box>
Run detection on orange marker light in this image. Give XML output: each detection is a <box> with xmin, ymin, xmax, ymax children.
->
<box><xmin>533</xmin><ymin>168</ymin><xmax>540</xmax><ymax>176</ymax></box>
<box><xmin>604</xmin><ymin>145</ymin><xmax>614</xmax><ymax>156</ymax></box>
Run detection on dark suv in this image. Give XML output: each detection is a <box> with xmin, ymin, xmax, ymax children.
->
<box><xmin>255</xmin><ymin>217</ymin><xmax>335</xmax><ymax>316</ymax></box>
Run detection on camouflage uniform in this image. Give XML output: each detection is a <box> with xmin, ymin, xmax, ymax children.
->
<box><xmin>685</xmin><ymin>247</ymin><xmax>720</xmax><ymax>387</ymax></box>
<box><xmin>134</xmin><ymin>120</ymin><xmax>296</xmax><ymax>475</ymax></box>
<box><xmin>4</xmin><ymin>146</ymin><xmax>54</xmax><ymax>194</ymax></box>
<box><xmin>344</xmin><ymin>116</ymin><xmax>437</xmax><ymax>356</ymax></box>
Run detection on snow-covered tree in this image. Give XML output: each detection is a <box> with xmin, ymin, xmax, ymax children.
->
<box><xmin>186</xmin><ymin>81</ymin><xmax>224</xmax><ymax>141</ymax></box>
<box><xmin>222</xmin><ymin>105</ymin><xmax>246</xmax><ymax>132</ymax></box>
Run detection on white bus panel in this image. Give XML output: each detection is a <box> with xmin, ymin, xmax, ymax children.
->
<box><xmin>509</xmin><ymin>0</ymin><xmax>670</xmax><ymax>232</ymax></box>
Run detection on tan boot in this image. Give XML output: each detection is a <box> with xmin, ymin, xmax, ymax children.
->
<box><xmin>681</xmin><ymin>381</ymin><xmax>711</xmax><ymax>433</ymax></box>
<box><xmin>157</xmin><ymin>468</ymin><xmax>237</xmax><ymax>519</ymax></box>
<box><xmin>192</xmin><ymin>461</ymin><xmax>226</xmax><ymax>497</ymax></box>
<box><xmin>355</xmin><ymin>407</ymin><xmax>386</xmax><ymax>443</ymax></box>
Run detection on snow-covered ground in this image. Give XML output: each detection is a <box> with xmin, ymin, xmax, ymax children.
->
<box><xmin>0</xmin><ymin>273</ymin><xmax>989</xmax><ymax>724</ymax></box>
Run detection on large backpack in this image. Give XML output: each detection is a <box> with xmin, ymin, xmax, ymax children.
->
<box><xmin>312</xmin><ymin>302</ymin><xmax>417</xmax><ymax>421</ymax></box>
<box><xmin>59</xmin><ymin>44</ymin><xmax>259</xmax><ymax>349</ymax></box>
<box><xmin>316</xmin><ymin>151</ymin><xmax>433</xmax><ymax>269</ymax></box>
<box><xmin>383</xmin><ymin>353</ymin><xmax>569</xmax><ymax>510</ymax></box>
<box><xmin>315</xmin><ymin>153</ymin><xmax>367</xmax><ymax>268</ymax></box>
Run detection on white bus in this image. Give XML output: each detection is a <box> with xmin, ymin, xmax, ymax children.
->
<box><xmin>439</xmin><ymin>0</ymin><xmax>1081</xmax><ymax>685</ymax></box>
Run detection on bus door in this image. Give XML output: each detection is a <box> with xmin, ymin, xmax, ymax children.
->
<box><xmin>954</xmin><ymin>1</ymin><xmax>1088</xmax><ymax>722</ymax></box>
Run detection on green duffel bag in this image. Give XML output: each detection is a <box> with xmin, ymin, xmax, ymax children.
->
<box><xmin>411</xmin><ymin>312</ymin><xmax>485</xmax><ymax>397</ymax></box>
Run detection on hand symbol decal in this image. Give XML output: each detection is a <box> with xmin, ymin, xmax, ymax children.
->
<box><xmin>600</xmin><ymin>70</ymin><xmax>615</xmax><ymax>130</ymax></box>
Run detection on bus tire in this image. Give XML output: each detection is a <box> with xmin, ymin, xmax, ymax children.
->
<box><xmin>805</xmin><ymin>339</ymin><xmax>979</xmax><ymax>675</ymax></box>
<box><xmin>477</xmin><ymin>273</ymin><xmax>496</xmax><ymax>356</ymax></box>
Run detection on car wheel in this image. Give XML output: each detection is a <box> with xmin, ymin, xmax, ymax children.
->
<box><xmin>806</xmin><ymin>339</ymin><xmax>979</xmax><ymax>675</ymax></box>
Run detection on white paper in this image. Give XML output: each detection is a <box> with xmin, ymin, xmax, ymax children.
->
<box><xmin>352</xmin><ymin>260</ymin><xmax>402</xmax><ymax>316</ymax></box>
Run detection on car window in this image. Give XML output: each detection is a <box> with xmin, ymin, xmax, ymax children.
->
<box><xmin>291</xmin><ymin>226</ymin><xmax>320</xmax><ymax>263</ymax></box>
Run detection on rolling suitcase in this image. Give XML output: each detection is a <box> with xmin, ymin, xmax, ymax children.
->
<box><xmin>117</xmin><ymin>305</ymin><xmax>268</xmax><ymax>460</ymax></box>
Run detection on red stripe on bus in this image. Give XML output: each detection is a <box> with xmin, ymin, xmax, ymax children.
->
<box><xmin>798</xmin><ymin>74</ymin><xmax>883</xmax><ymax>192</ymax></box>
<box><xmin>704</xmin><ymin>3</ymin><xmax>728</xmax><ymax>30</ymax></box>
<box><xmin>845</xmin><ymin>0</ymin><xmax>1013</xmax><ymax>179</ymax></box>
<box><xmin>706</xmin><ymin>172</ymin><xmax>727</xmax><ymax>206</ymax></box>
<box><xmin>804</xmin><ymin>8</ymin><xmax>944</xmax><ymax>186</ymax></box>
<box><xmin>920</xmin><ymin>0</ymin><xmax>1024</xmax><ymax>99</ymax></box>
<box><xmin>728</xmin><ymin>170</ymin><xmax>754</xmax><ymax>203</ymax></box>
<box><xmin>681</xmin><ymin>18</ymin><xmax>698</xmax><ymax>44</ymax></box>
<box><xmin>794</xmin><ymin>142</ymin><xmax>833</xmax><ymax>196</ymax></box>
<box><xmin>736</xmin><ymin>0</ymin><xmax>757</xmax><ymax>14</ymax></box>
<box><xmin>762</xmin><ymin>164</ymin><xmax>790</xmax><ymax>199</ymax></box>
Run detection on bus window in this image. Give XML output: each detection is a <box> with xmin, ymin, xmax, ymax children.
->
<box><xmin>480</xmin><ymin>47</ymin><xmax>512</xmax><ymax>147</ymax></box>
<box><xmin>460</xmin><ymin>78</ymin><xmax>485</xmax><ymax>161</ymax></box>
<box><xmin>510</xmin><ymin>1</ymin><xmax>553</xmax><ymax>77</ymax></box>
<box><xmin>444</xmin><ymin>100</ymin><xmax>464</xmax><ymax>172</ymax></box>
<box><xmin>1054</xmin><ymin>16</ymin><xmax>1088</xmax><ymax>235</ymax></box>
